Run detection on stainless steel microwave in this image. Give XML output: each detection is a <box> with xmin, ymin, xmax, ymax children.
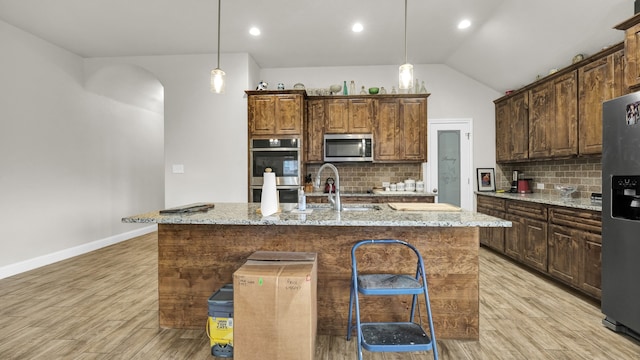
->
<box><xmin>324</xmin><ymin>134</ymin><xmax>373</xmax><ymax>162</ymax></box>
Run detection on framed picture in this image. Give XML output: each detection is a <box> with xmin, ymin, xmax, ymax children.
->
<box><xmin>477</xmin><ymin>168</ymin><xmax>496</xmax><ymax>192</ymax></box>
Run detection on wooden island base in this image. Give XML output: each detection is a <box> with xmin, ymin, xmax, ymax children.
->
<box><xmin>158</xmin><ymin>224</ymin><xmax>479</xmax><ymax>340</ymax></box>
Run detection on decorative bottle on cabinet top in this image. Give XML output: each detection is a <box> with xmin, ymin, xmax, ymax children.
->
<box><xmin>419</xmin><ymin>81</ymin><xmax>427</xmax><ymax>94</ymax></box>
<box><xmin>349</xmin><ymin>80</ymin><xmax>355</xmax><ymax>95</ymax></box>
<box><xmin>343</xmin><ymin>81</ymin><xmax>348</xmax><ymax>95</ymax></box>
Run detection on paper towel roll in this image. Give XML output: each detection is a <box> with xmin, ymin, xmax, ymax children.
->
<box><xmin>260</xmin><ymin>171</ymin><xmax>278</xmax><ymax>216</ymax></box>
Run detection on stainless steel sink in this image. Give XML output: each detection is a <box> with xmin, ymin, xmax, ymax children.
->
<box><xmin>305</xmin><ymin>204</ymin><xmax>382</xmax><ymax>212</ymax></box>
<box><xmin>342</xmin><ymin>205</ymin><xmax>382</xmax><ymax>211</ymax></box>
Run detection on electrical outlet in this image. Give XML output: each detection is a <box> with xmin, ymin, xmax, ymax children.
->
<box><xmin>536</xmin><ymin>182</ymin><xmax>544</xmax><ymax>190</ymax></box>
<box><xmin>172</xmin><ymin>164</ymin><xmax>185</xmax><ymax>174</ymax></box>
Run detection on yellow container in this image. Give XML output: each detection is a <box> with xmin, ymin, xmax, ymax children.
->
<box><xmin>207</xmin><ymin>316</ymin><xmax>233</xmax><ymax>346</ymax></box>
<box><xmin>207</xmin><ymin>285</ymin><xmax>233</xmax><ymax>357</ymax></box>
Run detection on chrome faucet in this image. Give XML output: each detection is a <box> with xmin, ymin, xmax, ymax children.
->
<box><xmin>315</xmin><ymin>163</ymin><xmax>341</xmax><ymax>211</ymax></box>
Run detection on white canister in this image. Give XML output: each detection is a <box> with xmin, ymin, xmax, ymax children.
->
<box><xmin>390</xmin><ymin>183</ymin><xmax>397</xmax><ymax>191</ymax></box>
<box><xmin>260</xmin><ymin>170</ymin><xmax>278</xmax><ymax>216</ymax></box>
<box><xmin>416</xmin><ymin>181</ymin><xmax>425</xmax><ymax>192</ymax></box>
<box><xmin>396</xmin><ymin>182</ymin><xmax>406</xmax><ymax>192</ymax></box>
<box><xmin>404</xmin><ymin>179</ymin><xmax>416</xmax><ymax>192</ymax></box>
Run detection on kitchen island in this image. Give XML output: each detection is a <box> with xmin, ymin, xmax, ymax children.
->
<box><xmin>123</xmin><ymin>202</ymin><xmax>510</xmax><ymax>340</ymax></box>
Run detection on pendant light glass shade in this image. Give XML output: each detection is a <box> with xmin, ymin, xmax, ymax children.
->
<box><xmin>399</xmin><ymin>63</ymin><xmax>413</xmax><ymax>89</ymax></box>
<box><xmin>211</xmin><ymin>68</ymin><xmax>226</xmax><ymax>94</ymax></box>
<box><xmin>211</xmin><ymin>0</ymin><xmax>225</xmax><ymax>94</ymax></box>
<box><xmin>398</xmin><ymin>0</ymin><xmax>413</xmax><ymax>90</ymax></box>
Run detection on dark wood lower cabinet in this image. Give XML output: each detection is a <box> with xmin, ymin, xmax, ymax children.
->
<box><xmin>505</xmin><ymin>200</ymin><xmax>548</xmax><ymax>270</ymax></box>
<box><xmin>479</xmin><ymin>210</ymin><xmax>505</xmax><ymax>252</ymax></box>
<box><xmin>504</xmin><ymin>213</ymin><xmax>523</xmax><ymax>261</ymax></box>
<box><xmin>548</xmin><ymin>224</ymin><xmax>602</xmax><ymax>299</ymax></box>
<box><xmin>581</xmin><ymin>233</ymin><xmax>602</xmax><ymax>298</ymax></box>
<box><xmin>477</xmin><ymin>195</ymin><xmax>602</xmax><ymax>300</ymax></box>
<box><xmin>477</xmin><ymin>196</ymin><xmax>506</xmax><ymax>252</ymax></box>
<box><xmin>548</xmin><ymin>207</ymin><xmax>602</xmax><ymax>299</ymax></box>
<box><xmin>522</xmin><ymin>218</ymin><xmax>548</xmax><ymax>272</ymax></box>
<box><xmin>548</xmin><ymin>224</ymin><xmax>580</xmax><ymax>285</ymax></box>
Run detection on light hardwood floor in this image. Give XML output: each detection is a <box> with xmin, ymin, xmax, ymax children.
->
<box><xmin>0</xmin><ymin>232</ymin><xmax>638</xmax><ymax>359</ymax></box>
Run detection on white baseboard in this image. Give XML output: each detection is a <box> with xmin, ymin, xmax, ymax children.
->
<box><xmin>0</xmin><ymin>225</ymin><xmax>157</xmax><ymax>280</ymax></box>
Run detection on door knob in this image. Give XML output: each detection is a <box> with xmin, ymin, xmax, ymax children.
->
<box><xmin>432</xmin><ymin>188</ymin><xmax>438</xmax><ymax>193</ymax></box>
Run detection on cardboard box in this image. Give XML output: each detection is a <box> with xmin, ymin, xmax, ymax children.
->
<box><xmin>233</xmin><ymin>251</ymin><xmax>317</xmax><ymax>360</ymax></box>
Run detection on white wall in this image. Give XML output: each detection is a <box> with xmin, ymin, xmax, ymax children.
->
<box><xmin>85</xmin><ymin>53</ymin><xmax>254</xmax><ymax>207</ymax></box>
<box><xmin>0</xmin><ymin>20</ymin><xmax>164</xmax><ymax>277</ymax></box>
<box><xmin>260</xmin><ymin>64</ymin><xmax>501</xmax><ymax>177</ymax></box>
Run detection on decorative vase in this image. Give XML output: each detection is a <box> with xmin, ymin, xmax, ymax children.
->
<box><xmin>419</xmin><ymin>81</ymin><xmax>427</xmax><ymax>94</ymax></box>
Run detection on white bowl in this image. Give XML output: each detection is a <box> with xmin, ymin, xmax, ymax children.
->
<box><xmin>329</xmin><ymin>84</ymin><xmax>342</xmax><ymax>94</ymax></box>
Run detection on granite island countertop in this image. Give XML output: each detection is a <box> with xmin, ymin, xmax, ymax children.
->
<box><xmin>476</xmin><ymin>191</ymin><xmax>602</xmax><ymax>212</ymax></box>
<box><xmin>123</xmin><ymin>202</ymin><xmax>511</xmax><ymax>227</ymax></box>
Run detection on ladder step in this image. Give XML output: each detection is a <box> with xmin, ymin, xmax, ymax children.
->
<box><xmin>358</xmin><ymin>274</ymin><xmax>423</xmax><ymax>295</ymax></box>
<box><xmin>360</xmin><ymin>322</ymin><xmax>433</xmax><ymax>352</ymax></box>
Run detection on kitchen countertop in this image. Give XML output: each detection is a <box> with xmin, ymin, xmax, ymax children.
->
<box><xmin>476</xmin><ymin>191</ymin><xmax>602</xmax><ymax>212</ymax></box>
<box><xmin>123</xmin><ymin>202</ymin><xmax>510</xmax><ymax>227</ymax></box>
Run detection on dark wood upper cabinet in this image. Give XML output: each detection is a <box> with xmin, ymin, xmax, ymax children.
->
<box><xmin>246</xmin><ymin>90</ymin><xmax>305</xmax><ymax>137</ymax></box>
<box><xmin>305</xmin><ymin>99</ymin><xmax>325</xmax><ymax>163</ymax></box>
<box><xmin>494</xmin><ymin>43</ymin><xmax>624</xmax><ymax>162</ymax></box>
<box><xmin>306</xmin><ymin>94</ymin><xmax>429</xmax><ymax>163</ymax></box>
<box><xmin>495</xmin><ymin>91</ymin><xmax>528</xmax><ymax>162</ymax></box>
<box><xmin>324</xmin><ymin>98</ymin><xmax>373</xmax><ymax>134</ymax></box>
<box><xmin>615</xmin><ymin>14</ymin><xmax>640</xmax><ymax>90</ymax></box>
<box><xmin>578</xmin><ymin>49</ymin><xmax>625</xmax><ymax>155</ymax></box>
<box><xmin>375</xmin><ymin>97</ymin><xmax>427</xmax><ymax>162</ymax></box>
<box><xmin>528</xmin><ymin>71</ymin><xmax>578</xmax><ymax>159</ymax></box>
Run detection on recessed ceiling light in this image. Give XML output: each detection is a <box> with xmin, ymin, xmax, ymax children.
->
<box><xmin>458</xmin><ymin>19</ymin><xmax>471</xmax><ymax>30</ymax></box>
<box><xmin>249</xmin><ymin>27</ymin><xmax>261</xmax><ymax>36</ymax></box>
<box><xmin>352</xmin><ymin>23</ymin><xmax>363</xmax><ymax>32</ymax></box>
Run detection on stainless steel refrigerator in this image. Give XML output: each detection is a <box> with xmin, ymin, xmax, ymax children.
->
<box><xmin>602</xmin><ymin>92</ymin><xmax>640</xmax><ymax>340</ymax></box>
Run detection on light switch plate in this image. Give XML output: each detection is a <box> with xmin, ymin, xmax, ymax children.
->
<box><xmin>172</xmin><ymin>164</ymin><xmax>185</xmax><ymax>174</ymax></box>
<box><xmin>536</xmin><ymin>182</ymin><xmax>544</xmax><ymax>190</ymax></box>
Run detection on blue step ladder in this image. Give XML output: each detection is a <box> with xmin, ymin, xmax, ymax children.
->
<box><xmin>346</xmin><ymin>239</ymin><xmax>438</xmax><ymax>360</ymax></box>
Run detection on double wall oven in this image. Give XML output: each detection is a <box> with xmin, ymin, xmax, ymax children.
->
<box><xmin>250</xmin><ymin>138</ymin><xmax>300</xmax><ymax>203</ymax></box>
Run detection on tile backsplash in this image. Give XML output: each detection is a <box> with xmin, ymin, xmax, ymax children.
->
<box><xmin>304</xmin><ymin>157</ymin><xmax>602</xmax><ymax>199</ymax></box>
<box><xmin>304</xmin><ymin>163</ymin><xmax>422</xmax><ymax>193</ymax></box>
<box><xmin>497</xmin><ymin>157</ymin><xmax>602</xmax><ymax>199</ymax></box>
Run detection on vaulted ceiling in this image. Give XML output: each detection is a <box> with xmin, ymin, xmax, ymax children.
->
<box><xmin>0</xmin><ymin>0</ymin><xmax>634</xmax><ymax>92</ymax></box>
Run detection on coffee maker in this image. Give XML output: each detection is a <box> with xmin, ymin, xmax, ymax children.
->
<box><xmin>509</xmin><ymin>170</ymin><xmax>519</xmax><ymax>193</ymax></box>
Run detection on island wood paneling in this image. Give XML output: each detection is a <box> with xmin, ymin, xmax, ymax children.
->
<box><xmin>157</xmin><ymin>224</ymin><xmax>479</xmax><ymax>340</ymax></box>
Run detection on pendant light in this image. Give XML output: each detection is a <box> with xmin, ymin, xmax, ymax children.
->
<box><xmin>210</xmin><ymin>0</ymin><xmax>225</xmax><ymax>94</ymax></box>
<box><xmin>398</xmin><ymin>0</ymin><xmax>413</xmax><ymax>90</ymax></box>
